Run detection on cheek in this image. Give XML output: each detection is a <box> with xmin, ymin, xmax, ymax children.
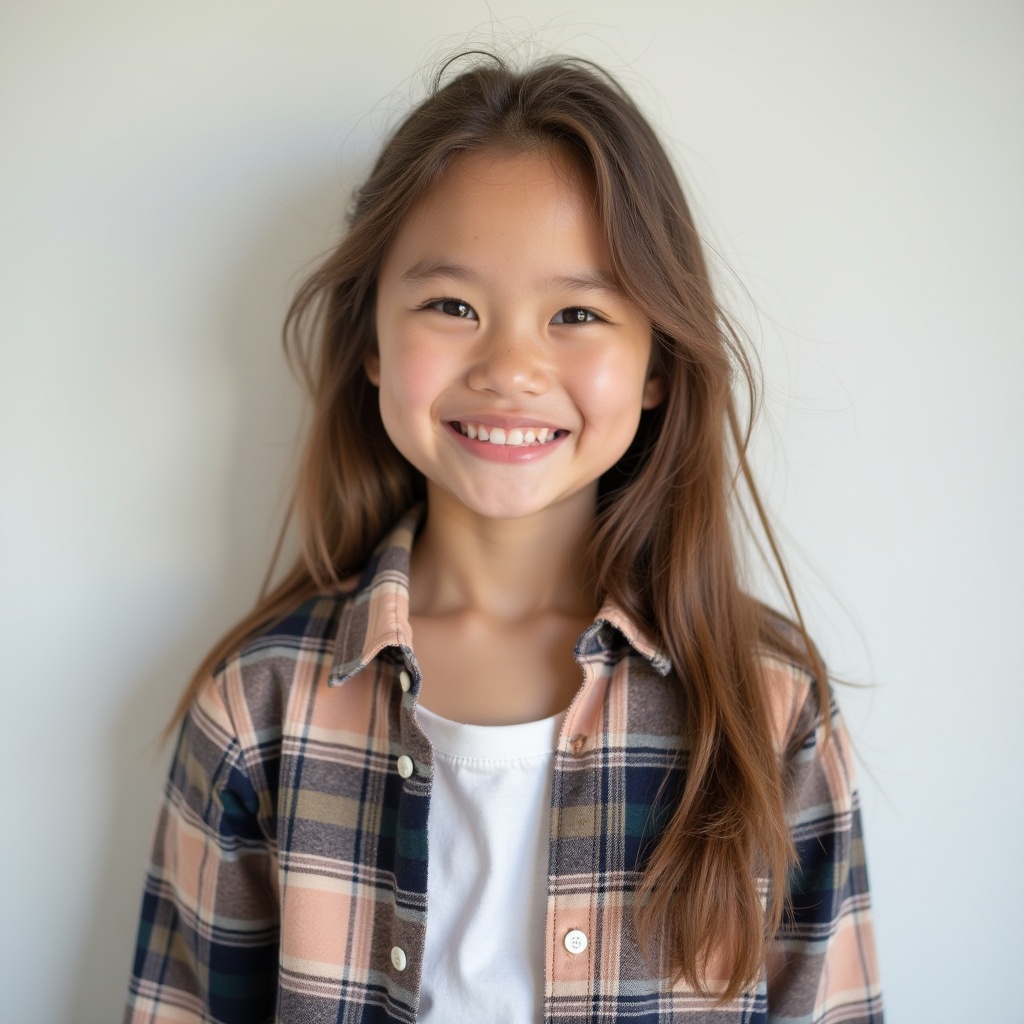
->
<box><xmin>571</xmin><ymin>346</ymin><xmax>652</xmax><ymax>433</ymax></box>
<box><xmin>376</xmin><ymin>331</ymin><xmax>453</xmax><ymax>437</ymax></box>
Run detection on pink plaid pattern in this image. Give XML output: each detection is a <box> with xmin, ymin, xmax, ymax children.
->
<box><xmin>126</xmin><ymin>508</ymin><xmax>882</xmax><ymax>1022</ymax></box>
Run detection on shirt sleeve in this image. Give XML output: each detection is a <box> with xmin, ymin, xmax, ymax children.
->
<box><xmin>766</xmin><ymin>677</ymin><xmax>884</xmax><ymax>1024</ymax></box>
<box><xmin>125</xmin><ymin>675</ymin><xmax>279</xmax><ymax>1024</ymax></box>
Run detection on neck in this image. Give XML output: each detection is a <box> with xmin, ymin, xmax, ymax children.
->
<box><xmin>409</xmin><ymin>485</ymin><xmax>599</xmax><ymax>622</ymax></box>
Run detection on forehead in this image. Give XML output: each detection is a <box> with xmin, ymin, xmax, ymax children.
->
<box><xmin>433</xmin><ymin>145</ymin><xmax>594</xmax><ymax>204</ymax></box>
<box><xmin>381</xmin><ymin>146</ymin><xmax>607</xmax><ymax>277</ymax></box>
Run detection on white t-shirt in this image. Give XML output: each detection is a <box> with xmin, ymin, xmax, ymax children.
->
<box><xmin>415</xmin><ymin>702</ymin><xmax>564</xmax><ymax>1024</ymax></box>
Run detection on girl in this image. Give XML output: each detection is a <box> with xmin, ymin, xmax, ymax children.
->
<box><xmin>126</xmin><ymin>55</ymin><xmax>882</xmax><ymax>1023</ymax></box>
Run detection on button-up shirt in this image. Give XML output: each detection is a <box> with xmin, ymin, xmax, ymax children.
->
<box><xmin>125</xmin><ymin>508</ymin><xmax>882</xmax><ymax>1023</ymax></box>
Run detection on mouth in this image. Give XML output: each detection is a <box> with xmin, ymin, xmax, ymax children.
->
<box><xmin>450</xmin><ymin>421</ymin><xmax>568</xmax><ymax>447</ymax></box>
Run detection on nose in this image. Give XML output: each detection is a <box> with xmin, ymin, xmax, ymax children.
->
<box><xmin>465</xmin><ymin>324</ymin><xmax>550</xmax><ymax>397</ymax></box>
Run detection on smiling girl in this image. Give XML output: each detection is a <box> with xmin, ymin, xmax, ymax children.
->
<box><xmin>125</xmin><ymin>55</ymin><xmax>882</xmax><ymax>1024</ymax></box>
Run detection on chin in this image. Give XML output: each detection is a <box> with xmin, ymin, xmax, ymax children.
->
<box><xmin>458</xmin><ymin>494</ymin><xmax>554</xmax><ymax>521</ymax></box>
<box><xmin>439</xmin><ymin>479</ymin><xmax>591</xmax><ymax>523</ymax></box>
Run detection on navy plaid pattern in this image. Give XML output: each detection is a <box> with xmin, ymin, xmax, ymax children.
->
<box><xmin>126</xmin><ymin>508</ymin><xmax>882</xmax><ymax>1023</ymax></box>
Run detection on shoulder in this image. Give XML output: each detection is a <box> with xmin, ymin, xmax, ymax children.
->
<box><xmin>754</xmin><ymin>643</ymin><xmax>860</xmax><ymax>824</ymax></box>
<box><xmin>223</xmin><ymin>586</ymin><xmax>357</xmax><ymax>674</ymax></box>
<box><xmin>756</xmin><ymin>650</ymin><xmax>817</xmax><ymax>752</ymax></box>
<box><xmin>194</xmin><ymin>580</ymin><xmax>362</xmax><ymax>748</ymax></box>
<box><xmin>751</xmin><ymin>613</ymin><xmax>834</xmax><ymax>762</ymax></box>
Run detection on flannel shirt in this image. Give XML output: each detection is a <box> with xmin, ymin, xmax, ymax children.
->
<box><xmin>126</xmin><ymin>507</ymin><xmax>882</xmax><ymax>1023</ymax></box>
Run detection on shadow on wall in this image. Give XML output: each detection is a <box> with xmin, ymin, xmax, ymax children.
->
<box><xmin>67</xmin><ymin>169</ymin><xmax>363</xmax><ymax>1021</ymax></box>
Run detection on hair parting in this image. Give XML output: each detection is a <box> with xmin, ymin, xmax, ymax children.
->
<box><xmin>169</xmin><ymin>52</ymin><xmax>828</xmax><ymax>1000</ymax></box>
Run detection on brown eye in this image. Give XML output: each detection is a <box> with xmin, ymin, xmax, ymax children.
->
<box><xmin>433</xmin><ymin>298</ymin><xmax>476</xmax><ymax>319</ymax></box>
<box><xmin>552</xmin><ymin>307</ymin><xmax>599</xmax><ymax>324</ymax></box>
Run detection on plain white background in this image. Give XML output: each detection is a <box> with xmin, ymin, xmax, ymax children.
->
<box><xmin>1</xmin><ymin>1</ymin><xmax>1021</xmax><ymax>1021</ymax></box>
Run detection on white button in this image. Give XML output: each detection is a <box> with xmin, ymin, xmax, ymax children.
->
<box><xmin>399</xmin><ymin>669</ymin><xmax>411</xmax><ymax>692</ymax></box>
<box><xmin>564</xmin><ymin>929</ymin><xmax>588</xmax><ymax>955</ymax></box>
<box><xmin>396</xmin><ymin>754</ymin><xmax>414</xmax><ymax>778</ymax></box>
<box><xmin>391</xmin><ymin>945</ymin><xmax>407</xmax><ymax>971</ymax></box>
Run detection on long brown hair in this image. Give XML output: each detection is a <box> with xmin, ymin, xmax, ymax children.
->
<box><xmin>171</xmin><ymin>54</ymin><xmax>827</xmax><ymax>1000</ymax></box>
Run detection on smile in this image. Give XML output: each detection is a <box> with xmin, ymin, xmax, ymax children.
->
<box><xmin>452</xmin><ymin>422</ymin><xmax>567</xmax><ymax>447</ymax></box>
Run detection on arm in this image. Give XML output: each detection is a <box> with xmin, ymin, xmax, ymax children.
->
<box><xmin>767</xmin><ymin>680</ymin><xmax>883</xmax><ymax>1024</ymax></box>
<box><xmin>125</xmin><ymin>676</ymin><xmax>279</xmax><ymax>1024</ymax></box>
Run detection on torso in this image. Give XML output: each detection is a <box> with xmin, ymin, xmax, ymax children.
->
<box><xmin>409</xmin><ymin>610</ymin><xmax>593</xmax><ymax>725</ymax></box>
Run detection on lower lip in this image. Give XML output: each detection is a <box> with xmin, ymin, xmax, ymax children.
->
<box><xmin>446</xmin><ymin>423</ymin><xmax>567</xmax><ymax>463</ymax></box>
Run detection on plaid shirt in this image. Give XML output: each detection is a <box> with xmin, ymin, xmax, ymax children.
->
<box><xmin>126</xmin><ymin>508</ymin><xmax>882</xmax><ymax>1023</ymax></box>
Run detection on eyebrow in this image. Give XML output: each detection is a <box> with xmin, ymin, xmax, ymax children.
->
<box><xmin>400</xmin><ymin>258</ymin><xmax>622</xmax><ymax>295</ymax></box>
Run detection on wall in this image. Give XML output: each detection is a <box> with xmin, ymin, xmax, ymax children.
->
<box><xmin>1</xmin><ymin>1</ymin><xmax>1021</xmax><ymax>1020</ymax></box>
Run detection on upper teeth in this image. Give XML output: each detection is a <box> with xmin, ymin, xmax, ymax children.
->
<box><xmin>459</xmin><ymin>423</ymin><xmax>555</xmax><ymax>446</ymax></box>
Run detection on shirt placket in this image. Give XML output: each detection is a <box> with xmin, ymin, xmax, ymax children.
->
<box><xmin>385</xmin><ymin>647</ymin><xmax>434</xmax><ymax>1017</ymax></box>
<box><xmin>545</xmin><ymin>636</ymin><xmax>610</xmax><ymax>1022</ymax></box>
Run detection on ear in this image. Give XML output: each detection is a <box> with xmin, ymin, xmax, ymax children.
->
<box><xmin>641</xmin><ymin>371</ymin><xmax>666</xmax><ymax>410</ymax></box>
<box><xmin>364</xmin><ymin>348</ymin><xmax>381</xmax><ymax>387</ymax></box>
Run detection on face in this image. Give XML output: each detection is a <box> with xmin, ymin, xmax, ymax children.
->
<box><xmin>369</xmin><ymin>146</ymin><xmax>664</xmax><ymax>524</ymax></box>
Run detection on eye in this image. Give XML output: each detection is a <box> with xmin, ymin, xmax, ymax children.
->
<box><xmin>551</xmin><ymin>306</ymin><xmax>603</xmax><ymax>325</ymax></box>
<box><xmin>427</xmin><ymin>297</ymin><xmax>477</xmax><ymax>319</ymax></box>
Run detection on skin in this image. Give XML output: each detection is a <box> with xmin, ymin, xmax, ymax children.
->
<box><xmin>368</xmin><ymin>146</ymin><xmax>664</xmax><ymax>724</ymax></box>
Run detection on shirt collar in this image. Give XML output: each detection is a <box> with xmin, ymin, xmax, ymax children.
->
<box><xmin>328</xmin><ymin>505</ymin><xmax>672</xmax><ymax>686</ymax></box>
